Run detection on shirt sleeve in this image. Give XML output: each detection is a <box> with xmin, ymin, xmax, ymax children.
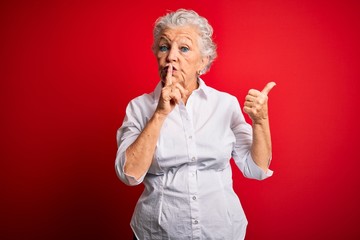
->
<box><xmin>230</xmin><ymin>97</ymin><xmax>273</xmax><ymax>180</ymax></box>
<box><xmin>115</xmin><ymin>100</ymin><xmax>147</xmax><ymax>186</ymax></box>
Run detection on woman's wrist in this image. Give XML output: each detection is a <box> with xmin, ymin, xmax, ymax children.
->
<box><xmin>152</xmin><ymin>110</ymin><xmax>168</xmax><ymax>124</ymax></box>
<box><xmin>252</xmin><ymin>117</ymin><xmax>269</xmax><ymax>127</ymax></box>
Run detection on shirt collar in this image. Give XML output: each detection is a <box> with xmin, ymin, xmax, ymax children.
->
<box><xmin>153</xmin><ymin>78</ymin><xmax>209</xmax><ymax>103</ymax></box>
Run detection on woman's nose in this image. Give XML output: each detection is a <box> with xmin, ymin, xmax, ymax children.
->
<box><xmin>166</xmin><ymin>47</ymin><xmax>178</xmax><ymax>62</ymax></box>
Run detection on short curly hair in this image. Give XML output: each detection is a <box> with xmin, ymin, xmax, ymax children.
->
<box><xmin>152</xmin><ymin>9</ymin><xmax>217</xmax><ymax>75</ymax></box>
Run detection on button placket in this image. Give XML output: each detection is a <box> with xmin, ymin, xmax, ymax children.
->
<box><xmin>179</xmin><ymin>103</ymin><xmax>200</xmax><ymax>238</ymax></box>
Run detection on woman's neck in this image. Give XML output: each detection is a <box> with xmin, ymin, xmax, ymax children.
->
<box><xmin>182</xmin><ymin>79</ymin><xmax>199</xmax><ymax>104</ymax></box>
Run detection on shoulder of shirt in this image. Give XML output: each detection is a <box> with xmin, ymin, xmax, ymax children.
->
<box><xmin>201</xmin><ymin>81</ymin><xmax>238</xmax><ymax>102</ymax></box>
<box><xmin>133</xmin><ymin>92</ymin><xmax>154</xmax><ymax>101</ymax></box>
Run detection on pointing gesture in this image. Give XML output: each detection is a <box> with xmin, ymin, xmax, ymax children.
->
<box><xmin>243</xmin><ymin>82</ymin><xmax>276</xmax><ymax>123</ymax></box>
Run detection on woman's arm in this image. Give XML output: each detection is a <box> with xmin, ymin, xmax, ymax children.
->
<box><xmin>123</xmin><ymin>64</ymin><xmax>188</xmax><ymax>180</ymax></box>
<box><xmin>124</xmin><ymin>112</ymin><xmax>166</xmax><ymax>180</ymax></box>
<box><xmin>243</xmin><ymin>82</ymin><xmax>276</xmax><ymax>172</ymax></box>
<box><xmin>250</xmin><ymin>119</ymin><xmax>272</xmax><ymax>172</ymax></box>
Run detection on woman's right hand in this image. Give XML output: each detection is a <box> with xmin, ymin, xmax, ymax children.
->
<box><xmin>122</xmin><ymin>64</ymin><xmax>189</xmax><ymax>181</ymax></box>
<box><xmin>156</xmin><ymin>64</ymin><xmax>188</xmax><ymax>117</ymax></box>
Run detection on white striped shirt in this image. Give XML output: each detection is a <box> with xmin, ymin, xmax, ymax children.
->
<box><xmin>115</xmin><ymin>79</ymin><xmax>273</xmax><ymax>240</ymax></box>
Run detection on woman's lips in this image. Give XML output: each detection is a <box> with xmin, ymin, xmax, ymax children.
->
<box><xmin>160</xmin><ymin>65</ymin><xmax>178</xmax><ymax>81</ymax></box>
<box><xmin>160</xmin><ymin>66</ymin><xmax>178</xmax><ymax>83</ymax></box>
<box><xmin>162</xmin><ymin>65</ymin><xmax>177</xmax><ymax>72</ymax></box>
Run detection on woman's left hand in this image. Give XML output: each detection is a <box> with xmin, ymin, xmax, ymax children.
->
<box><xmin>243</xmin><ymin>82</ymin><xmax>276</xmax><ymax>124</ymax></box>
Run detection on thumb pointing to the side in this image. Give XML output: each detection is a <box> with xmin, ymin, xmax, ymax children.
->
<box><xmin>261</xmin><ymin>82</ymin><xmax>276</xmax><ymax>95</ymax></box>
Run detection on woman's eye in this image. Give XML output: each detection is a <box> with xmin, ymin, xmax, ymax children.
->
<box><xmin>180</xmin><ymin>46</ymin><xmax>189</xmax><ymax>52</ymax></box>
<box><xmin>159</xmin><ymin>45</ymin><xmax>169</xmax><ymax>52</ymax></box>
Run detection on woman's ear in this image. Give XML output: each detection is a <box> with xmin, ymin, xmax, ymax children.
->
<box><xmin>199</xmin><ymin>56</ymin><xmax>210</xmax><ymax>73</ymax></box>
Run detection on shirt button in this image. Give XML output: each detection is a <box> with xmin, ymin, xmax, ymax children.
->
<box><xmin>191</xmin><ymin>157</ymin><xmax>196</xmax><ymax>161</ymax></box>
<box><xmin>194</xmin><ymin>220</ymin><xmax>198</xmax><ymax>224</ymax></box>
<box><xmin>192</xmin><ymin>196</ymin><xmax>196</xmax><ymax>200</ymax></box>
<box><xmin>189</xmin><ymin>135</ymin><xmax>192</xmax><ymax>139</ymax></box>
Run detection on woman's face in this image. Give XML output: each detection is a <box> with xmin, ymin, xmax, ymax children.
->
<box><xmin>155</xmin><ymin>26</ymin><xmax>208</xmax><ymax>86</ymax></box>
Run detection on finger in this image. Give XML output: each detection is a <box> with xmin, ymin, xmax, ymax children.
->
<box><xmin>161</xmin><ymin>87</ymin><xmax>172</xmax><ymax>102</ymax></box>
<box><xmin>165</xmin><ymin>64</ymin><xmax>173</xmax><ymax>86</ymax></box>
<box><xmin>174</xmin><ymin>83</ymin><xmax>189</xmax><ymax>99</ymax></box>
<box><xmin>247</xmin><ymin>89</ymin><xmax>261</xmax><ymax>97</ymax></box>
<box><xmin>174</xmin><ymin>91</ymin><xmax>182</xmax><ymax>104</ymax></box>
<box><xmin>169</xmin><ymin>88</ymin><xmax>182</xmax><ymax>104</ymax></box>
<box><xmin>243</xmin><ymin>106</ymin><xmax>252</xmax><ymax>115</ymax></box>
<box><xmin>245</xmin><ymin>95</ymin><xmax>256</xmax><ymax>102</ymax></box>
<box><xmin>261</xmin><ymin>82</ymin><xmax>276</xmax><ymax>95</ymax></box>
<box><xmin>244</xmin><ymin>100</ymin><xmax>254</xmax><ymax>108</ymax></box>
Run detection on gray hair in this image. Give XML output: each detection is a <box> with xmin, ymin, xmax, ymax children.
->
<box><xmin>152</xmin><ymin>9</ymin><xmax>217</xmax><ymax>74</ymax></box>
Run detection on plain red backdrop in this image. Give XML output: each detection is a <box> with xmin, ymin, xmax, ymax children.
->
<box><xmin>1</xmin><ymin>0</ymin><xmax>360</xmax><ymax>239</ymax></box>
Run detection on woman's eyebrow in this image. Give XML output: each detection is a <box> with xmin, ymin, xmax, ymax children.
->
<box><xmin>179</xmin><ymin>37</ymin><xmax>193</xmax><ymax>44</ymax></box>
<box><xmin>159</xmin><ymin>35</ymin><xmax>171</xmax><ymax>42</ymax></box>
<box><xmin>159</xmin><ymin>34</ymin><xmax>171</xmax><ymax>42</ymax></box>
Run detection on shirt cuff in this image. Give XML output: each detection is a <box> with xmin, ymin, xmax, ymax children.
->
<box><xmin>115</xmin><ymin>150</ymin><xmax>146</xmax><ymax>186</ymax></box>
<box><xmin>124</xmin><ymin>171</ymin><xmax>146</xmax><ymax>186</ymax></box>
<box><xmin>246</xmin><ymin>153</ymin><xmax>273</xmax><ymax>180</ymax></box>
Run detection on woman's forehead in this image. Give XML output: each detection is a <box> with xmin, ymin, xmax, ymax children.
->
<box><xmin>159</xmin><ymin>26</ymin><xmax>199</xmax><ymax>43</ymax></box>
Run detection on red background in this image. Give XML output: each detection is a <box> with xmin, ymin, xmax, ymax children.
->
<box><xmin>1</xmin><ymin>0</ymin><xmax>360</xmax><ymax>239</ymax></box>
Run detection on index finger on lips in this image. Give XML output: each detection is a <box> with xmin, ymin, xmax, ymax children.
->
<box><xmin>164</xmin><ymin>64</ymin><xmax>173</xmax><ymax>87</ymax></box>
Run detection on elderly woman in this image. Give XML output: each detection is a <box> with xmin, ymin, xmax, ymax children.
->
<box><xmin>115</xmin><ymin>9</ymin><xmax>275</xmax><ymax>240</ymax></box>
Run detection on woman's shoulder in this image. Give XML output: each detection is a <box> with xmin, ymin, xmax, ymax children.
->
<box><xmin>130</xmin><ymin>92</ymin><xmax>154</xmax><ymax>103</ymax></box>
<box><xmin>204</xmin><ymin>84</ymin><xmax>238</xmax><ymax>102</ymax></box>
<box><xmin>125</xmin><ymin>92</ymin><xmax>156</xmax><ymax>114</ymax></box>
